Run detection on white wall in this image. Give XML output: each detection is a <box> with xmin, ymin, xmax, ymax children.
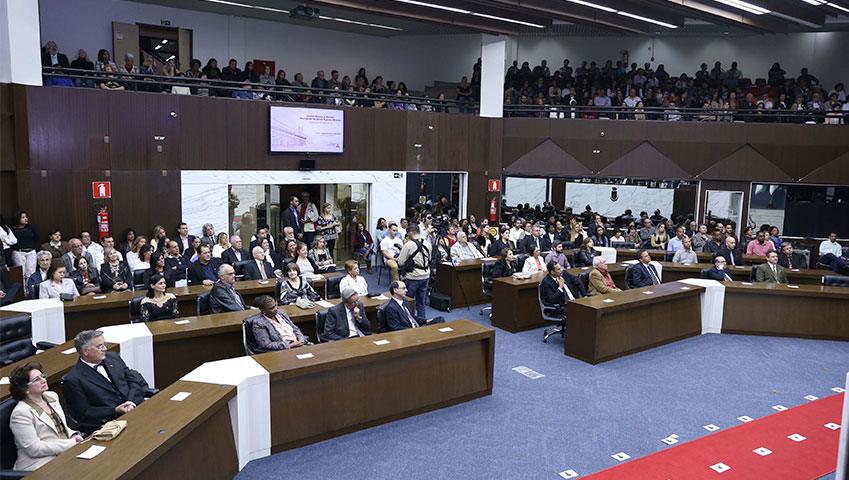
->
<box><xmin>37</xmin><ymin>0</ymin><xmax>482</xmax><ymax>90</ymax></box>
<box><xmin>514</xmin><ymin>32</ymin><xmax>849</xmax><ymax>87</ymax></box>
<box><xmin>1</xmin><ymin>0</ymin><xmax>42</xmax><ymax>85</ymax></box>
<box><xmin>564</xmin><ymin>184</ymin><xmax>674</xmax><ymax>219</ymax></box>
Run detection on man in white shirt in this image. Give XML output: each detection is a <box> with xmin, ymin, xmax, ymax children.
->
<box><xmin>509</xmin><ymin>220</ymin><xmax>525</xmax><ymax>246</ymax></box>
<box><xmin>380</xmin><ymin>223</ymin><xmax>403</xmax><ymax>282</ymax></box>
<box><xmin>623</xmin><ymin>88</ymin><xmax>641</xmax><ymax>108</ymax></box>
<box><xmin>80</xmin><ymin>231</ymin><xmax>104</xmax><ymax>271</ymax></box>
<box><xmin>818</xmin><ymin>232</ymin><xmax>848</xmax><ymax>274</ymax></box>
<box><xmin>450</xmin><ymin>232</ymin><xmax>483</xmax><ymax>261</ymax></box>
<box><xmin>398</xmin><ymin>218</ymin><xmax>409</xmax><ymax>240</ymax></box>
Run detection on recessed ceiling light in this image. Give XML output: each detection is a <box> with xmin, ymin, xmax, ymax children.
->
<box><xmin>200</xmin><ymin>0</ymin><xmax>288</xmax><ymax>14</ymax></box>
<box><xmin>154</xmin><ymin>44</ymin><xmax>162</xmax><ymax>50</ymax></box>
<box><xmin>565</xmin><ymin>0</ymin><xmax>617</xmax><ymax>13</ymax></box>
<box><xmin>617</xmin><ymin>11</ymin><xmax>679</xmax><ymax>28</ymax></box>
<box><xmin>161</xmin><ymin>39</ymin><xmax>168</xmax><ymax>44</ymax></box>
<box><xmin>714</xmin><ymin>0</ymin><xmax>770</xmax><ymax>15</ymax></box>
<box><xmin>471</xmin><ymin>12</ymin><xmax>545</xmax><ymax>28</ymax></box>
<box><xmin>826</xmin><ymin>2</ymin><xmax>849</xmax><ymax>13</ymax></box>
<box><xmin>392</xmin><ymin>0</ymin><xmax>545</xmax><ymax>28</ymax></box>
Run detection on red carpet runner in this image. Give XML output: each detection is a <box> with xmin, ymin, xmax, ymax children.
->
<box><xmin>583</xmin><ymin>394</ymin><xmax>843</xmax><ymax>479</ymax></box>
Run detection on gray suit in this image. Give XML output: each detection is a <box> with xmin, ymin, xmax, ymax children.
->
<box><xmin>209</xmin><ymin>280</ymin><xmax>247</xmax><ymax>313</ymax></box>
<box><xmin>248</xmin><ymin>312</ymin><xmax>308</xmax><ymax>352</ymax></box>
<box><xmin>322</xmin><ymin>301</ymin><xmax>371</xmax><ymax>341</ymax></box>
<box><xmin>61</xmin><ymin>251</ymin><xmax>94</xmax><ymax>273</ymax></box>
<box><xmin>755</xmin><ymin>263</ymin><xmax>788</xmax><ymax>283</ymax></box>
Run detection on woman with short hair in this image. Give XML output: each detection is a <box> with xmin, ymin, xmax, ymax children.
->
<box><xmin>100</xmin><ymin>248</ymin><xmax>132</xmax><ymax>293</ymax></box>
<box><xmin>278</xmin><ymin>263</ymin><xmax>322</xmax><ymax>306</ymax></box>
<box><xmin>38</xmin><ymin>261</ymin><xmax>78</xmax><ymax>299</ymax></box>
<box><xmin>339</xmin><ymin>259</ymin><xmax>368</xmax><ymax>296</ymax></box>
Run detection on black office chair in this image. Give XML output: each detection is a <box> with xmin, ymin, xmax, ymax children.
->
<box><xmin>579</xmin><ymin>271</ymin><xmax>590</xmax><ymax>293</ymax></box>
<box><xmin>0</xmin><ymin>397</ymin><xmax>27</xmax><ymax>479</ymax></box>
<box><xmin>233</xmin><ymin>260</ymin><xmax>252</xmax><ymax>280</ymax></box>
<box><xmin>375</xmin><ymin>253</ymin><xmax>387</xmax><ymax>286</ymax></box>
<box><xmin>616</xmin><ymin>242</ymin><xmax>636</xmax><ymax>249</ymax></box>
<box><xmin>479</xmin><ymin>260</ymin><xmax>496</xmax><ymax>318</ymax></box>
<box><xmin>823</xmin><ymin>275</ymin><xmax>849</xmax><ymax>287</ymax></box>
<box><xmin>376</xmin><ymin>304</ymin><xmax>388</xmax><ymax>333</ymax></box>
<box><xmin>700</xmin><ymin>268</ymin><xmax>711</xmax><ymax>279</ymax></box>
<box><xmin>539</xmin><ymin>285</ymin><xmax>564</xmax><ymax>343</ymax></box>
<box><xmin>132</xmin><ymin>269</ymin><xmax>147</xmax><ymax>290</ymax></box>
<box><xmin>197</xmin><ymin>291</ymin><xmax>212</xmax><ymax>316</ymax></box>
<box><xmin>624</xmin><ymin>266</ymin><xmax>636</xmax><ymax>289</ymax></box>
<box><xmin>515</xmin><ymin>253</ymin><xmax>529</xmax><ymax>270</ymax></box>
<box><xmin>242</xmin><ymin>317</ymin><xmax>257</xmax><ymax>355</ymax></box>
<box><xmin>315</xmin><ymin>310</ymin><xmax>328</xmax><ymax>343</ymax></box>
<box><xmin>325</xmin><ymin>275</ymin><xmax>343</xmax><ymax>300</ymax></box>
<box><xmin>128</xmin><ymin>296</ymin><xmax>144</xmax><ymax>323</ymax></box>
<box><xmin>750</xmin><ymin>265</ymin><xmax>759</xmax><ymax>282</ymax></box>
<box><xmin>0</xmin><ymin>313</ymin><xmax>58</xmax><ymax>366</ymax></box>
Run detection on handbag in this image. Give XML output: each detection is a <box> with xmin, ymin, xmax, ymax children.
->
<box><xmin>295</xmin><ymin>296</ymin><xmax>315</xmax><ymax>309</ymax></box>
<box><xmin>91</xmin><ymin>420</ymin><xmax>127</xmax><ymax>441</ymax></box>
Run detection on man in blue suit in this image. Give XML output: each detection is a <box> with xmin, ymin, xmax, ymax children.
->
<box><xmin>382</xmin><ymin>281</ymin><xmax>444</xmax><ymax>331</ymax></box>
<box><xmin>629</xmin><ymin>250</ymin><xmax>662</xmax><ymax>288</ymax></box>
<box><xmin>703</xmin><ymin>255</ymin><xmax>734</xmax><ymax>282</ymax></box>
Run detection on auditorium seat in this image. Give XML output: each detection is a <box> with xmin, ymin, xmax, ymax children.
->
<box><xmin>479</xmin><ymin>260</ymin><xmax>495</xmax><ymax>318</ymax></box>
<box><xmin>822</xmin><ymin>275</ymin><xmax>849</xmax><ymax>287</ymax></box>
<box><xmin>242</xmin><ymin>317</ymin><xmax>257</xmax><ymax>355</ymax></box>
<box><xmin>325</xmin><ymin>275</ymin><xmax>343</xmax><ymax>300</ymax></box>
<box><xmin>132</xmin><ymin>269</ymin><xmax>146</xmax><ymax>290</ymax></box>
<box><xmin>0</xmin><ymin>397</ymin><xmax>27</xmax><ymax>479</ymax></box>
<box><xmin>128</xmin><ymin>296</ymin><xmax>143</xmax><ymax>323</ymax></box>
<box><xmin>0</xmin><ymin>313</ymin><xmax>58</xmax><ymax>366</ymax></box>
<box><xmin>234</xmin><ymin>260</ymin><xmax>252</xmax><ymax>280</ymax></box>
<box><xmin>700</xmin><ymin>268</ymin><xmax>711</xmax><ymax>279</ymax></box>
<box><xmin>197</xmin><ymin>291</ymin><xmax>212</xmax><ymax>316</ymax></box>
<box><xmin>376</xmin><ymin>304</ymin><xmax>388</xmax><ymax>333</ymax></box>
<box><xmin>539</xmin><ymin>287</ymin><xmax>563</xmax><ymax>343</ymax></box>
<box><xmin>315</xmin><ymin>310</ymin><xmax>328</xmax><ymax>342</ymax></box>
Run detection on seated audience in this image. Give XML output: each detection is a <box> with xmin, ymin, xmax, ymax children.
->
<box><xmin>591</xmin><ymin>225</ymin><xmax>610</xmax><ymax>248</ymax></box>
<box><xmin>672</xmin><ymin>237</ymin><xmax>698</xmax><ymax>264</ymax></box>
<box><xmin>99</xmin><ymin>248</ymin><xmax>132</xmax><ymax>293</ymax></box>
<box><xmin>755</xmin><ymin>251</ymin><xmax>788</xmax><ymax>283</ymax></box>
<box><xmin>70</xmin><ymin>256</ymin><xmax>101</xmax><ymax>295</ymax></box>
<box><xmin>80</xmin><ymin>232</ymin><xmax>104</xmax><ymax>268</ymax></box>
<box><xmin>588</xmin><ymin>256</ymin><xmax>622</xmax><ymax>295</ymax></box>
<box><xmin>630</xmin><ymin>250</ymin><xmax>662</xmax><ymax>288</ymax></box>
<box><xmin>638</xmin><ymin>218</ymin><xmax>655</xmax><ymax>246</ymax></box>
<box><xmin>164</xmin><ymin>240</ymin><xmax>189</xmax><ymax>283</ymax></box>
<box><xmin>352</xmin><ymin>222</ymin><xmax>374</xmax><ymax>273</ymax></box>
<box><xmin>221</xmin><ymin>235</ymin><xmax>248</xmax><ymax>265</ymax></box>
<box><xmin>451</xmin><ymin>231</ymin><xmax>483</xmax><ymax>261</ymax></box>
<box><xmin>379</xmin><ymin>222</ymin><xmax>403</xmax><ymax>282</ymax></box>
<box><xmin>309</xmin><ymin>236</ymin><xmax>336</xmax><ymax>273</ymax></box>
<box><xmin>38</xmin><ymin>260</ymin><xmax>78</xmax><ymax>299</ymax></box>
<box><xmin>522</xmin><ymin>246</ymin><xmax>545</xmax><ymax>273</ymax></box>
<box><xmin>650</xmin><ymin>224</ymin><xmax>669</xmax><ymax>250</ymax></box>
<box><xmin>490</xmin><ymin>248</ymin><xmax>518</xmax><ymax>278</ymax></box>
<box><xmin>294</xmin><ymin>241</ymin><xmax>320</xmax><ymax>277</ymax></box>
<box><xmin>41</xmin><ymin>229</ymin><xmax>69</xmax><ymax>259</ymax></box>
<box><xmin>691</xmin><ymin>225</ymin><xmax>709</xmax><ymax>252</ymax></box>
<box><xmin>187</xmin><ymin>244</ymin><xmax>222</xmax><ymax>286</ymax></box>
<box><xmin>488</xmin><ymin>228</ymin><xmax>512</xmax><ymax>257</ymax></box>
<box><xmin>572</xmin><ymin>238</ymin><xmax>595</xmax><ymax>268</ymax></box>
<box><xmin>768</xmin><ymin>226</ymin><xmax>783</xmax><ymax>251</ymax></box>
<box><xmin>818</xmin><ymin>232</ymin><xmax>849</xmax><ymax>274</ymax></box>
<box><xmin>139</xmin><ymin>273</ymin><xmax>179</xmax><ymax>322</ymax></box>
<box><xmin>8</xmin><ymin>362</ymin><xmax>82</xmax><ymax>471</ymax></box>
<box><xmin>244</xmin><ymin>246</ymin><xmax>275</xmax><ymax>280</ymax></box>
<box><xmin>666</xmin><ymin>226</ymin><xmax>686</xmax><ymax>254</ymax></box>
<box><xmin>340</xmin><ymin>259</ymin><xmax>369</xmax><ymax>296</ymax></box>
<box><xmin>321</xmin><ymin>288</ymin><xmax>372</xmax><ymax>341</ymax></box>
<box><xmin>746</xmin><ymin>230</ymin><xmax>775</xmax><ymax>257</ymax></box>
<box><xmin>183</xmin><ymin>236</ymin><xmax>202</xmax><ymax>263</ymax></box>
<box><xmin>142</xmin><ymin>251</ymin><xmax>174</xmax><ymax>289</ymax></box>
<box><xmin>61</xmin><ymin>238</ymin><xmax>94</xmax><ymax>273</ymax></box>
<box><xmin>26</xmin><ymin>251</ymin><xmax>52</xmax><ymax>297</ymax></box>
<box><xmin>278</xmin><ymin>263</ymin><xmax>322</xmax><ymax>306</ymax></box>
<box><xmin>248</xmin><ymin>295</ymin><xmax>309</xmax><ymax>352</ymax></box>
<box><xmin>211</xmin><ymin>232</ymin><xmax>230</xmax><ymax>258</ymax></box>
<box><xmin>63</xmin><ymin>330</ymin><xmax>149</xmax><ymax>434</ymax></box>
<box><xmin>125</xmin><ymin>236</ymin><xmax>149</xmax><ymax>271</ymax></box>
<box><xmin>718</xmin><ymin>236</ymin><xmax>743</xmax><ymax>267</ymax></box>
<box><xmin>539</xmin><ymin>261</ymin><xmax>581</xmax><ymax>318</ymax></box>
<box><xmin>609</xmin><ymin>229</ymin><xmax>627</xmax><ymax>245</ymax></box>
<box><xmin>521</xmin><ymin>225</ymin><xmax>548</xmax><ymax>254</ymax></box>
<box><xmin>383</xmin><ymin>280</ymin><xmax>444</xmax><ymax>331</ymax></box>
<box><xmin>778</xmin><ymin>243</ymin><xmax>807</xmax><ymax>270</ymax></box>
<box><xmin>544</xmin><ymin>241</ymin><xmax>571</xmax><ymax>270</ymax></box>
<box><xmin>704</xmin><ymin>255</ymin><xmax>734</xmax><ymax>281</ymax></box>
<box><xmin>702</xmin><ymin>229</ymin><xmax>725</xmax><ymax>254</ymax></box>
<box><xmin>209</xmin><ymin>263</ymin><xmax>248</xmax><ymax>313</ymax></box>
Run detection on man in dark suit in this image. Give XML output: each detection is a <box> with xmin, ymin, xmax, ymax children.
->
<box><xmin>63</xmin><ymin>330</ymin><xmax>149</xmax><ymax>433</ymax></box>
<box><xmin>778</xmin><ymin>243</ymin><xmax>807</xmax><ymax>270</ymax></box>
<box><xmin>175</xmin><ymin>222</ymin><xmax>196</xmax><ymax>257</ymax></box>
<box><xmin>209</xmin><ymin>263</ymin><xmax>248</xmax><ymax>313</ymax></box>
<box><xmin>164</xmin><ymin>240</ymin><xmax>189</xmax><ymax>283</ymax></box>
<box><xmin>322</xmin><ymin>288</ymin><xmax>372</xmax><ymax>341</ymax></box>
<box><xmin>629</xmin><ymin>250</ymin><xmax>662</xmax><ymax>288</ymax></box>
<box><xmin>755</xmin><ymin>251</ymin><xmax>788</xmax><ymax>283</ymax></box>
<box><xmin>280</xmin><ymin>195</ymin><xmax>303</xmax><ymax>240</ymax></box>
<box><xmin>243</xmin><ymin>246</ymin><xmax>275</xmax><ymax>280</ymax></box>
<box><xmin>703</xmin><ymin>255</ymin><xmax>734</xmax><ymax>282</ymax></box>
<box><xmin>717</xmin><ymin>236</ymin><xmax>743</xmax><ymax>267</ymax></box>
<box><xmin>41</xmin><ymin>41</ymin><xmax>70</xmax><ymax>67</ymax></box>
<box><xmin>383</xmin><ymin>281</ymin><xmax>444</xmax><ymax>331</ymax></box>
<box><xmin>221</xmin><ymin>235</ymin><xmax>249</xmax><ymax>265</ymax></box>
<box><xmin>520</xmin><ymin>224</ymin><xmax>547</xmax><ymax>255</ymax></box>
<box><xmin>248</xmin><ymin>226</ymin><xmax>276</xmax><ymax>254</ymax></box>
<box><xmin>61</xmin><ymin>238</ymin><xmax>94</xmax><ymax>273</ymax></box>
<box><xmin>187</xmin><ymin>244</ymin><xmax>222</xmax><ymax>286</ymax></box>
<box><xmin>539</xmin><ymin>261</ymin><xmax>582</xmax><ymax>318</ymax></box>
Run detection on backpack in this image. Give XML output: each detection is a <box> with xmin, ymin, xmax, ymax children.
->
<box><xmin>400</xmin><ymin>240</ymin><xmax>430</xmax><ymax>275</ymax></box>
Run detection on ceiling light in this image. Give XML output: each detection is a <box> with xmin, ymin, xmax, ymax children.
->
<box><xmin>826</xmin><ymin>2</ymin><xmax>849</xmax><ymax>13</ymax></box>
<box><xmin>471</xmin><ymin>12</ymin><xmax>545</xmax><ymax>28</ymax></box>
<box><xmin>200</xmin><ymin>0</ymin><xmax>288</xmax><ymax>14</ymax></box>
<box><xmin>714</xmin><ymin>0</ymin><xmax>771</xmax><ymax>15</ymax></box>
<box><xmin>166</xmin><ymin>55</ymin><xmax>176</xmax><ymax>61</ymax></box>
<box><xmin>318</xmin><ymin>15</ymin><xmax>403</xmax><ymax>31</ymax></box>
<box><xmin>617</xmin><ymin>11</ymin><xmax>679</xmax><ymax>27</ymax></box>
<box><xmin>154</xmin><ymin>44</ymin><xmax>162</xmax><ymax>50</ymax></box>
<box><xmin>564</xmin><ymin>0</ymin><xmax>617</xmax><ymax>13</ymax></box>
<box><xmin>801</xmin><ymin>0</ymin><xmax>826</xmax><ymax>4</ymax></box>
<box><xmin>392</xmin><ymin>0</ymin><xmax>544</xmax><ymax>28</ymax></box>
<box><xmin>161</xmin><ymin>39</ymin><xmax>168</xmax><ymax>44</ymax></box>
<box><xmin>393</xmin><ymin>0</ymin><xmax>470</xmax><ymax>14</ymax></box>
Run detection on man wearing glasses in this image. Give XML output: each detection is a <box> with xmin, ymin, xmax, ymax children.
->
<box><xmin>62</xmin><ymin>330</ymin><xmax>150</xmax><ymax>434</ymax></box>
<box><xmin>704</xmin><ymin>255</ymin><xmax>734</xmax><ymax>282</ymax></box>
<box><xmin>209</xmin><ymin>263</ymin><xmax>248</xmax><ymax>313</ymax></box>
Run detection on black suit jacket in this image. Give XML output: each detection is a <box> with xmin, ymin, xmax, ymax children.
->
<box><xmin>717</xmin><ymin>247</ymin><xmax>743</xmax><ymax>267</ymax></box>
<box><xmin>41</xmin><ymin>52</ymin><xmax>69</xmax><ymax>67</ymax></box>
<box><xmin>322</xmin><ymin>301</ymin><xmax>371</xmax><ymax>341</ymax></box>
<box><xmin>521</xmin><ymin>235</ymin><xmax>545</xmax><ymax>255</ymax></box>
<box><xmin>208</xmin><ymin>280</ymin><xmax>247</xmax><ymax>313</ymax></box>
<box><xmin>487</xmin><ymin>239</ymin><xmax>511</xmax><ymax>257</ymax></box>
<box><xmin>165</xmin><ymin>255</ymin><xmax>189</xmax><ymax>281</ymax></box>
<box><xmin>281</xmin><ymin>207</ymin><xmax>303</xmax><ymax>235</ymax></box>
<box><xmin>248</xmin><ymin>238</ymin><xmax>277</xmax><ymax>255</ymax></box>
<box><xmin>221</xmin><ymin>247</ymin><xmax>249</xmax><ymax>265</ymax></box>
<box><xmin>704</xmin><ymin>267</ymin><xmax>733</xmax><ymax>282</ymax></box>
<box><xmin>98</xmin><ymin>263</ymin><xmax>132</xmax><ymax>293</ymax></box>
<box><xmin>62</xmin><ymin>352</ymin><xmax>148</xmax><ymax>431</ymax></box>
<box><xmin>630</xmin><ymin>262</ymin><xmax>661</xmax><ymax>288</ymax></box>
<box><xmin>243</xmin><ymin>259</ymin><xmax>275</xmax><ymax>280</ymax></box>
<box><xmin>778</xmin><ymin>252</ymin><xmax>807</xmax><ymax>270</ymax></box>
<box><xmin>383</xmin><ymin>298</ymin><xmax>418</xmax><ymax>331</ymax></box>
<box><xmin>539</xmin><ymin>274</ymin><xmax>582</xmax><ymax>317</ymax></box>
<box><xmin>176</xmin><ymin>235</ymin><xmax>197</xmax><ymax>256</ymax></box>
<box><xmin>187</xmin><ymin>258</ymin><xmax>223</xmax><ymax>286</ymax></box>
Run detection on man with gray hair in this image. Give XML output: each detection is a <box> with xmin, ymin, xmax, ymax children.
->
<box><xmin>62</xmin><ymin>330</ymin><xmax>149</xmax><ymax>433</ymax></box>
<box><xmin>61</xmin><ymin>237</ymin><xmax>94</xmax><ymax>273</ymax></box>
<box><xmin>200</xmin><ymin>223</ymin><xmax>216</xmax><ymax>247</ymax></box>
<box><xmin>221</xmin><ymin>234</ymin><xmax>248</xmax><ymax>265</ymax></box>
<box><xmin>450</xmin><ymin>231</ymin><xmax>483</xmax><ymax>262</ymax></box>
<box><xmin>322</xmin><ymin>287</ymin><xmax>371</xmax><ymax>341</ymax></box>
<box><xmin>209</xmin><ymin>263</ymin><xmax>247</xmax><ymax>313</ymax></box>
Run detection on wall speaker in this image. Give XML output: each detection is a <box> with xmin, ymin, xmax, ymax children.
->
<box><xmin>299</xmin><ymin>159</ymin><xmax>315</xmax><ymax>171</ymax></box>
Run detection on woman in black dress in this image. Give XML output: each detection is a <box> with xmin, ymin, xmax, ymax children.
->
<box><xmin>573</xmin><ymin>237</ymin><xmax>596</xmax><ymax>268</ymax></box>
<box><xmin>70</xmin><ymin>256</ymin><xmax>101</xmax><ymax>295</ymax></box>
<box><xmin>99</xmin><ymin>248</ymin><xmax>132</xmax><ymax>293</ymax></box>
<box><xmin>489</xmin><ymin>248</ymin><xmax>518</xmax><ymax>278</ymax></box>
<box><xmin>138</xmin><ymin>273</ymin><xmax>179</xmax><ymax>322</ymax></box>
<box><xmin>278</xmin><ymin>263</ymin><xmax>322</xmax><ymax>306</ymax></box>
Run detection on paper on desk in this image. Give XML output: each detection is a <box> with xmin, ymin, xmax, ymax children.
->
<box><xmin>175</xmin><ymin>280</ymin><xmax>188</xmax><ymax>288</ymax></box>
<box><xmin>374</xmin><ymin>294</ymin><xmax>388</xmax><ymax>300</ymax></box>
<box><xmin>174</xmin><ymin>319</ymin><xmax>191</xmax><ymax>325</ymax></box>
<box><xmin>62</xmin><ymin>347</ymin><xmax>77</xmax><ymax>354</ymax></box>
<box><xmin>257</xmin><ymin>280</ymin><xmax>270</xmax><ymax>285</ymax></box>
<box><xmin>373</xmin><ymin>339</ymin><xmax>390</xmax><ymax>346</ymax></box>
<box><xmin>602</xmin><ymin>299</ymin><xmax>615</xmax><ymax>303</ymax></box>
<box><xmin>76</xmin><ymin>445</ymin><xmax>106</xmax><ymax>460</ymax></box>
<box><xmin>787</xmin><ymin>285</ymin><xmax>800</xmax><ymax>289</ymax></box>
<box><xmin>170</xmin><ymin>391</ymin><xmax>192</xmax><ymax>401</ymax></box>
<box><xmin>0</xmin><ymin>377</ymin><xmax>9</xmax><ymax>385</ymax></box>
<box><xmin>296</xmin><ymin>353</ymin><xmax>314</xmax><ymax>360</ymax></box>
<box><xmin>643</xmin><ymin>291</ymin><xmax>654</xmax><ymax>295</ymax></box>
<box><xmin>92</xmin><ymin>295</ymin><xmax>107</xmax><ymax>300</ymax></box>
<box><xmin>740</xmin><ymin>282</ymin><xmax>753</xmax><ymax>286</ymax></box>
<box><xmin>437</xmin><ymin>327</ymin><xmax>454</xmax><ymax>332</ymax></box>
<box><xmin>315</xmin><ymin>300</ymin><xmax>334</xmax><ymax>308</ymax></box>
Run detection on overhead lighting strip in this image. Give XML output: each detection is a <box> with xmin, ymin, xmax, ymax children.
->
<box><xmin>714</xmin><ymin>0</ymin><xmax>771</xmax><ymax>15</ymax></box>
<box><xmin>393</xmin><ymin>0</ymin><xmax>545</xmax><ymax>27</ymax></box>
<box><xmin>561</xmin><ymin>0</ymin><xmax>679</xmax><ymax>27</ymax></box>
<box><xmin>804</xmin><ymin>0</ymin><xmax>849</xmax><ymax>13</ymax></box>
<box><xmin>200</xmin><ymin>0</ymin><xmax>403</xmax><ymax>31</ymax></box>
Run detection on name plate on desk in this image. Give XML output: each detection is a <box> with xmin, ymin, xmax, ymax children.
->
<box><xmin>373</xmin><ymin>339</ymin><xmax>390</xmax><ymax>346</ymax></box>
<box><xmin>76</xmin><ymin>445</ymin><xmax>106</xmax><ymax>460</ymax></box>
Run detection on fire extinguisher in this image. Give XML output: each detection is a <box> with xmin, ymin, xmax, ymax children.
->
<box><xmin>97</xmin><ymin>206</ymin><xmax>110</xmax><ymax>241</ymax></box>
<box><xmin>489</xmin><ymin>198</ymin><xmax>497</xmax><ymax>223</ymax></box>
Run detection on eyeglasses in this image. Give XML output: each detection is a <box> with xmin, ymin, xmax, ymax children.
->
<box><xmin>27</xmin><ymin>374</ymin><xmax>48</xmax><ymax>385</ymax></box>
<box><xmin>89</xmin><ymin>343</ymin><xmax>108</xmax><ymax>350</ymax></box>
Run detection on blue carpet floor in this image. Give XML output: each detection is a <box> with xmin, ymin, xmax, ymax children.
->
<box><xmin>237</xmin><ymin>271</ymin><xmax>848</xmax><ymax>479</ymax></box>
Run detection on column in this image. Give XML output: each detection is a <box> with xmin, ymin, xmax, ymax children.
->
<box><xmin>479</xmin><ymin>35</ymin><xmax>506</xmax><ymax>118</ymax></box>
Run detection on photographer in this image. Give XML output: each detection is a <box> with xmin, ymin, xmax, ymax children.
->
<box><xmin>397</xmin><ymin>225</ymin><xmax>431</xmax><ymax>320</ymax></box>
<box><xmin>379</xmin><ymin>222</ymin><xmax>403</xmax><ymax>282</ymax></box>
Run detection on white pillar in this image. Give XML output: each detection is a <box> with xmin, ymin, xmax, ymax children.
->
<box><xmin>0</xmin><ymin>0</ymin><xmax>42</xmax><ymax>85</ymax></box>
<box><xmin>479</xmin><ymin>35</ymin><xmax>506</xmax><ymax>118</ymax></box>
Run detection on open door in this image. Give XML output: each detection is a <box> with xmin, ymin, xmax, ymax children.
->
<box><xmin>112</xmin><ymin>22</ymin><xmax>139</xmax><ymax>66</ymax></box>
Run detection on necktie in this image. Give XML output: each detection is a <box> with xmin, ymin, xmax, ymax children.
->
<box><xmin>562</xmin><ymin>282</ymin><xmax>575</xmax><ymax>301</ymax></box>
<box><xmin>293</xmin><ymin>208</ymin><xmax>300</xmax><ymax>228</ymax></box>
<box><xmin>229</xmin><ymin>287</ymin><xmax>243</xmax><ymax>309</ymax></box>
<box><xmin>348</xmin><ymin>308</ymin><xmax>364</xmax><ymax>336</ymax></box>
<box><xmin>723</xmin><ymin>271</ymin><xmax>732</xmax><ymax>281</ymax></box>
<box><xmin>730</xmin><ymin>253</ymin><xmax>736</xmax><ymax>266</ymax></box>
<box><xmin>94</xmin><ymin>362</ymin><xmax>112</xmax><ymax>383</ymax></box>
<box><xmin>787</xmin><ymin>257</ymin><xmax>792</xmax><ymax>269</ymax></box>
<box><xmin>535</xmin><ymin>238</ymin><xmax>540</xmax><ymax>250</ymax></box>
<box><xmin>402</xmin><ymin>303</ymin><xmax>419</xmax><ymax>328</ymax></box>
<box><xmin>646</xmin><ymin>264</ymin><xmax>660</xmax><ymax>285</ymax></box>
<box><xmin>771</xmin><ymin>264</ymin><xmax>777</xmax><ymax>279</ymax></box>
<box><xmin>259</xmin><ymin>261</ymin><xmax>267</xmax><ymax>279</ymax></box>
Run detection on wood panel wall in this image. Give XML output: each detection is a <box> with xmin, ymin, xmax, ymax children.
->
<box><xmin>7</xmin><ymin>85</ymin><xmax>849</xmax><ymax>241</ymax></box>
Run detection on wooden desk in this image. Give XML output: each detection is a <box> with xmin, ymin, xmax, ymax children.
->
<box><xmin>0</xmin><ymin>341</ymin><xmax>119</xmax><ymax>403</ymax></box>
<box><xmin>253</xmin><ymin>319</ymin><xmax>494</xmax><ymax>452</ymax></box>
<box><xmin>722</xmin><ymin>282</ymin><xmax>849</xmax><ymax>340</ymax></box>
<box><xmin>8</xmin><ymin>265</ymin><xmax>24</xmax><ymax>301</ymax></box>
<box><xmin>565</xmin><ymin>282</ymin><xmax>704</xmax><ymax>364</ymax></box>
<box><xmin>61</xmin><ymin>274</ymin><xmax>340</xmax><ymax>340</ymax></box>
<box><xmin>435</xmin><ymin>259</ymin><xmax>489</xmax><ymax>307</ymax></box>
<box><xmin>29</xmin><ymin>380</ymin><xmax>238</xmax><ymax>480</ymax></box>
<box><xmin>615</xmin><ymin>248</ymin><xmax>766</xmax><ymax>266</ymax></box>
<box><xmin>658</xmin><ymin>262</ymin><xmax>826</xmax><ymax>285</ymax></box>
<box><xmin>489</xmin><ymin>265</ymin><xmax>627</xmax><ymax>333</ymax></box>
